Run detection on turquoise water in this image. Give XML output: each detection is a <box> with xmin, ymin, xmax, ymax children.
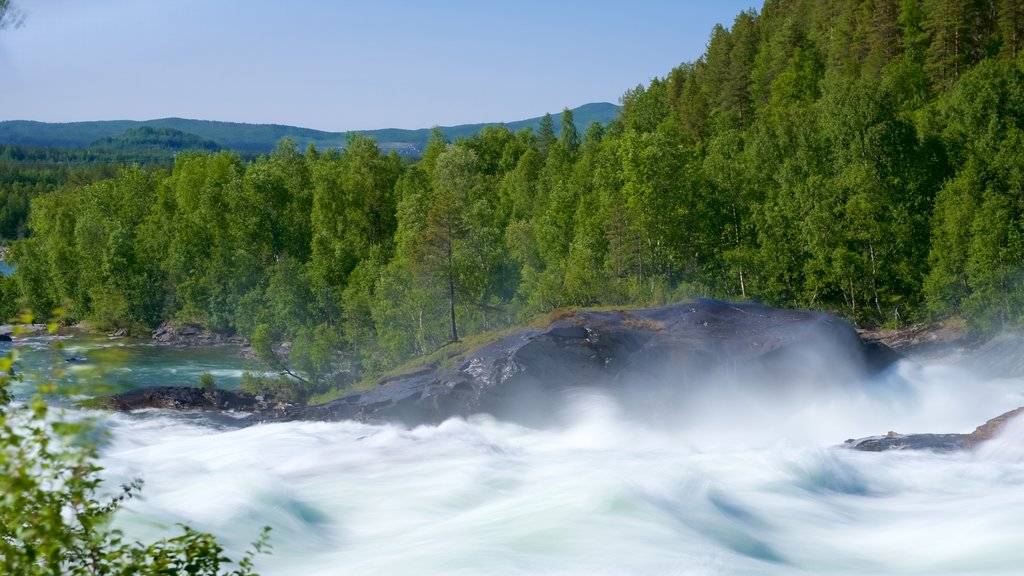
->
<box><xmin>3</xmin><ymin>334</ymin><xmax>257</xmax><ymax>399</ymax></box>
<box><xmin>0</xmin><ymin>261</ymin><xmax>13</xmax><ymax>276</ymax></box>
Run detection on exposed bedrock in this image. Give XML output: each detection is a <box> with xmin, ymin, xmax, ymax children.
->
<box><xmin>266</xmin><ymin>299</ymin><xmax>899</xmax><ymax>427</ymax></box>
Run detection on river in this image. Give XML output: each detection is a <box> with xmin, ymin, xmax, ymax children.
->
<box><xmin>8</xmin><ymin>334</ymin><xmax>1024</xmax><ymax>575</ymax></box>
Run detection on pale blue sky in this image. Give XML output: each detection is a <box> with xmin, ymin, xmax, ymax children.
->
<box><xmin>0</xmin><ymin>1</ymin><xmax>758</xmax><ymax>131</ymax></box>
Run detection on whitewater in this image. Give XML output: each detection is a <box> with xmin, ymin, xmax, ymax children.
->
<box><xmin>10</xmin><ymin>335</ymin><xmax>1024</xmax><ymax>574</ymax></box>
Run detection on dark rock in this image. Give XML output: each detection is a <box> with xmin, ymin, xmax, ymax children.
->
<box><xmin>152</xmin><ymin>323</ymin><xmax>245</xmax><ymax>346</ymax></box>
<box><xmin>261</xmin><ymin>299</ymin><xmax>898</xmax><ymax>427</ymax></box>
<box><xmin>844</xmin><ymin>432</ymin><xmax>969</xmax><ymax>452</ymax></box>
<box><xmin>860</xmin><ymin>340</ymin><xmax>904</xmax><ymax>374</ymax></box>
<box><xmin>845</xmin><ymin>407</ymin><xmax>1024</xmax><ymax>453</ymax></box>
<box><xmin>102</xmin><ymin>386</ymin><xmax>260</xmax><ymax>412</ymax></box>
<box><xmin>0</xmin><ymin>333</ymin><xmax>10</xmax><ymax>342</ymax></box>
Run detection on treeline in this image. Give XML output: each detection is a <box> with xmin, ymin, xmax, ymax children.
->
<box><xmin>5</xmin><ymin>0</ymin><xmax>1024</xmax><ymax>394</ymax></box>
<box><xmin>0</xmin><ymin>143</ymin><xmax>178</xmax><ymax>170</ymax></box>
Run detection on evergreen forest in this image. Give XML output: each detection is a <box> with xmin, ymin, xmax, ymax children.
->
<box><xmin>4</xmin><ymin>0</ymin><xmax>1024</xmax><ymax>399</ymax></box>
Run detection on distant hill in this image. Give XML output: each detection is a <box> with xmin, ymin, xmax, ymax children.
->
<box><xmin>89</xmin><ymin>126</ymin><xmax>222</xmax><ymax>153</ymax></box>
<box><xmin>0</xmin><ymin>102</ymin><xmax>620</xmax><ymax>156</ymax></box>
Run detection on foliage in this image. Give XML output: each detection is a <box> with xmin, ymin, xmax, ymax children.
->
<box><xmin>198</xmin><ymin>371</ymin><xmax>216</xmax><ymax>390</ymax></box>
<box><xmin>7</xmin><ymin>0</ymin><xmax>1024</xmax><ymax>401</ymax></box>
<box><xmin>0</xmin><ymin>328</ymin><xmax>269</xmax><ymax>574</ymax></box>
<box><xmin>238</xmin><ymin>371</ymin><xmax>303</xmax><ymax>405</ymax></box>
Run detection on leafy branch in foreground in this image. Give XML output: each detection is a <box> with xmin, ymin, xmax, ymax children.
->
<box><xmin>0</xmin><ymin>323</ymin><xmax>270</xmax><ymax>575</ymax></box>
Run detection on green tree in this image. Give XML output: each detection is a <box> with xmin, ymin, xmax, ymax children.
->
<box><xmin>536</xmin><ymin>113</ymin><xmax>557</xmax><ymax>156</ymax></box>
<box><xmin>416</xmin><ymin>146</ymin><xmax>479</xmax><ymax>342</ymax></box>
<box><xmin>924</xmin><ymin>0</ymin><xmax>995</xmax><ymax>89</ymax></box>
<box><xmin>371</xmin><ymin>167</ymin><xmax>449</xmax><ymax>365</ymax></box>
<box><xmin>308</xmin><ymin>136</ymin><xmax>400</xmax><ymax>319</ymax></box>
<box><xmin>924</xmin><ymin>58</ymin><xmax>1024</xmax><ymax>327</ymax></box>
<box><xmin>998</xmin><ymin>0</ymin><xmax>1024</xmax><ymax>59</ymax></box>
<box><xmin>559</xmin><ymin>108</ymin><xmax>579</xmax><ymax>154</ymax></box>
<box><xmin>0</xmin><ymin>274</ymin><xmax>17</xmax><ymax>320</ymax></box>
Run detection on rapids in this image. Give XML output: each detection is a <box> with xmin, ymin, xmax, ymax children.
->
<box><xmin>9</xmin><ymin>336</ymin><xmax>1024</xmax><ymax>574</ymax></box>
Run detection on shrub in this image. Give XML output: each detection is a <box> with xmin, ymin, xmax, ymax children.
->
<box><xmin>198</xmin><ymin>371</ymin><xmax>216</xmax><ymax>390</ymax></box>
<box><xmin>0</xmin><ymin>326</ymin><xmax>270</xmax><ymax>574</ymax></box>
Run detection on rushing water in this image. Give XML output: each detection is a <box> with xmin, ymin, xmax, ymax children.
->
<box><xmin>9</xmin><ymin>336</ymin><xmax>1024</xmax><ymax>575</ymax></box>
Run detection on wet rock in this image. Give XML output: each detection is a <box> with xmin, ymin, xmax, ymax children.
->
<box><xmin>102</xmin><ymin>386</ymin><xmax>260</xmax><ymax>412</ymax></box>
<box><xmin>845</xmin><ymin>407</ymin><xmax>1024</xmax><ymax>452</ymax></box>
<box><xmin>844</xmin><ymin>432</ymin><xmax>969</xmax><ymax>452</ymax></box>
<box><xmin>263</xmin><ymin>299</ymin><xmax>898</xmax><ymax>427</ymax></box>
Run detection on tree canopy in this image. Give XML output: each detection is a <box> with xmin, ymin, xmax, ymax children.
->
<box><xmin>6</xmin><ymin>0</ymin><xmax>1024</xmax><ymax>394</ymax></box>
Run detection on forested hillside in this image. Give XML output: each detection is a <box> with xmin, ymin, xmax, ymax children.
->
<box><xmin>4</xmin><ymin>0</ymin><xmax>1024</xmax><ymax>397</ymax></box>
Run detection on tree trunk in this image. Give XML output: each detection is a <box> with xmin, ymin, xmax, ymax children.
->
<box><xmin>447</xmin><ymin>241</ymin><xmax>458</xmax><ymax>342</ymax></box>
<box><xmin>448</xmin><ymin>273</ymin><xmax>458</xmax><ymax>342</ymax></box>
<box><xmin>869</xmin><ymin>241</ymin><xmax>882</xmax><ymax>317</ymax></box>
<box><xmin>733</xmin><ymin>206</ymin><xmax>745</xmax><ymax>297</ymax></box>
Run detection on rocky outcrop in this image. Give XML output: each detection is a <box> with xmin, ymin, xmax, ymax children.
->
<box><xmin>845</xmin><ymin>406</ymin><xmax>1024</xmax><ymax>452</ymax></box>
<box><xmin>261</xmin><ymin>299</ymin><xmax>899</xmax><ymax>427</ymax></box>
<box><xmin>963</xmin><ymin>407</ymin><xmax>1024</xmax><ymax>447</ymax></box>
<box><xmin>102</xmin><ymin>386</ymin><xmax>260</xmax><ymax>412</ymax></box>
<box><xmin>857</xmin><ymin>324</ymin><xmax>982</xmax><ymax>362</ymax></box>
<box><xmin>152</xmin><ymin>323</ymin><xmax>245</xmax><ymax>346</ymax></box>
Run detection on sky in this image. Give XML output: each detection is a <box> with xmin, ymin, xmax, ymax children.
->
<box><xmin>0</xmin><ymin>0</ymin><xmax>758</xmax><ymax>132</ymax></box>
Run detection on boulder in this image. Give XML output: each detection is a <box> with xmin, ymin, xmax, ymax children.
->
<box><xmin>263</xmin><ymin>299</ymin><xmax>898</xmax><ymax>427</ymax></box>
<box><xmin>844</xmin><ymin>432</ymin><xmax>969</xmax><ymax>452</ymax></box>
<box><xmin>103</xmin><ymin>386</ymin><xmax>259</xmax><ymax>412</ymax></box>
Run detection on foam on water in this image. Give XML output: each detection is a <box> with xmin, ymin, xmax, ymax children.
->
<box><xmin>89</xmin><ymin>358</ymin><xmax>1024</xmax><ymax>575</ymax></box>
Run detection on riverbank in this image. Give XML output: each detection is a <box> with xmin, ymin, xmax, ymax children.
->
<box><xmin>0</xmin><ymin>323</ymin><xmax>49</xmax><ymax>339</ymax></box>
